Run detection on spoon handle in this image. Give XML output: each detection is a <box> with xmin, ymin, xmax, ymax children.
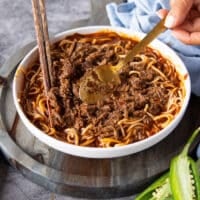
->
<box><xmin>122</xmin><ymin>16</ymin><xmax>167</xmax><ymax>66</ymax></box>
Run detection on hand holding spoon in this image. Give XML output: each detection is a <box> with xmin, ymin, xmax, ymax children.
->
<box><xmin>79</xmin><ymin>17</ymin><xmax>167</xmax><ymax>104</ymax></box>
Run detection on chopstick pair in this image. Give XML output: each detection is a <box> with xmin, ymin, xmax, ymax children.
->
<box><xmin>31</xmin><ymin>0</ymin><xmax>53</xmax><ymax>126</ymax></box>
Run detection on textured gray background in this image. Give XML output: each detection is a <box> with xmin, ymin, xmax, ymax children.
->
<box><xmin>0</xmin><ymin>0</ymin><xmax>91</xmax><ymax>67</ymax></box>
<box><xmin>0</xmin><ymin>0</ymin><xmax>134</xmax><ymax>200</ymax></box>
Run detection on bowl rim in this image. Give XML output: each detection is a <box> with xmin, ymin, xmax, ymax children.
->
<box><xmin>12</xmin><ymin>25</ymin><xmax>191</xmax><ymax>158</ymax></box>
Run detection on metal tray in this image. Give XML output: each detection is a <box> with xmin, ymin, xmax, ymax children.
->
<box><xmin>0</xmin><ymin>42</ymin><xmax>199</xmax><ymax>199</ymax></box>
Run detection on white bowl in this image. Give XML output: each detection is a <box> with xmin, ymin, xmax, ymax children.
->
<box><xmin>13</xmin><ymin>26</ymin><xmax>191</xmax><ymax>158</ymax></box>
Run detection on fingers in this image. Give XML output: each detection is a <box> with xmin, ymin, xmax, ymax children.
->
<box><xmin>171</xmin><ymin>29</ymin><xmax>200</xmax><ymax>45</ymax></box>
<box><xmin>157</xmin><ymin>1</ymin><xmax>200</xmax><ymax>45</ymax></box>
<box><xmin>177</xmin><ymin>18</ymin><xmax>200</xmax><ymax>32</ymax></box>
<box><xmin>170</xmin><ymin>9</ymin><xmax>200</xmax><ymax>45</ymax></box>
<box><xmin>165</xmin><ymin>0</ymin><xmax>194</xmax><ymax>28</ymax></box>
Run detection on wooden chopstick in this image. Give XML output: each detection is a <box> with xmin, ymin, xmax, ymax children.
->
<box><xmin>31</xmin><ymin>0</ymin><xmax>53</xmax><ymax>127</ymax></box>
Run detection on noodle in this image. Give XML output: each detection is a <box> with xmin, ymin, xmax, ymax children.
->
<box><xmin>20</xmin><ymin>31</ymin><xmax>185</xmax><ymax>148</ymax></box>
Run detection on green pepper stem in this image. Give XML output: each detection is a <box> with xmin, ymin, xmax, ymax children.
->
<box><xmin>181</xmin><ymin>127</ymin><xmax>200</xmax><ymax>156</ymax></box>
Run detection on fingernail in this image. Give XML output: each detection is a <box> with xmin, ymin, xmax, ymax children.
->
<box><xmin>165</xmin><ymin>15</ymin><xmax>175</xmax><ymax>28</ymax></box>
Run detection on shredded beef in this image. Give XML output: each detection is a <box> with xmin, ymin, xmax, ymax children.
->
<box><xmin>23</xmin><ymin>32</ymin><xmax>183</xmax><ymax>147</ymax></box>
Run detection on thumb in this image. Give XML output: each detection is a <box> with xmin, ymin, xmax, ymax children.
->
<box><xmin>165</xmin><ymin>0</ymin><xmax>193</xmax><ymax>28</ymax></box>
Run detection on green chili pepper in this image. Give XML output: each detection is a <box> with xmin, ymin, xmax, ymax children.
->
<box><xmin>135</xmin><ymin>127</ymin><xmax>200</xmax><ymax>200</ymax></box>
<box><xmin>197</xmin><ymin>159</ymin><xmax>200</xmax><ymax>175</ymax></box>
<box><xmin>170</xmin><ymin>127</ymin><xmax>200</xmax><ymax>200</ymax></box>
<box><xmin>135</xmin><ymin>172</ymin><xmax>173</xmax><ymax>200</ymax></box>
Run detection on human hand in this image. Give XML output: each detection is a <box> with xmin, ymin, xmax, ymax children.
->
<box><xmin>158</xmin><ymin>0</ymin><xmax>200</xmax><ymax>45</ymax></box>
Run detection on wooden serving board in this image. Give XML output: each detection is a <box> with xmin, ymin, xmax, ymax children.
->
<box><xmin>0</xmin><ymin>42</ymin><xmax>200</xmax><ymax>199</ymax></box>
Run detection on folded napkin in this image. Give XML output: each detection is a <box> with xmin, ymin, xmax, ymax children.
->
<box><xmin>106</xmin><ymin>0</ymin><xmax>200</xmax><ymax>158</ymax></box>
<box><xmin>106</xmin><ymin>0</ymin><xmax>200</xmax><ymax>96</ymax></box>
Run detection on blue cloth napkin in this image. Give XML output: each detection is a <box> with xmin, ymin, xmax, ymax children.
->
<box><xmin>106</xmin><ymin>0</ymin><xmax>200</xmax><ymax>158</ymax></box>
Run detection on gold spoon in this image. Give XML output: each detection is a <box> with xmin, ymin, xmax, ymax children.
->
<box><xmin>79</xmin><ymin>17</ymin><xmax>167</xmax><ymax>104</ymax></box>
